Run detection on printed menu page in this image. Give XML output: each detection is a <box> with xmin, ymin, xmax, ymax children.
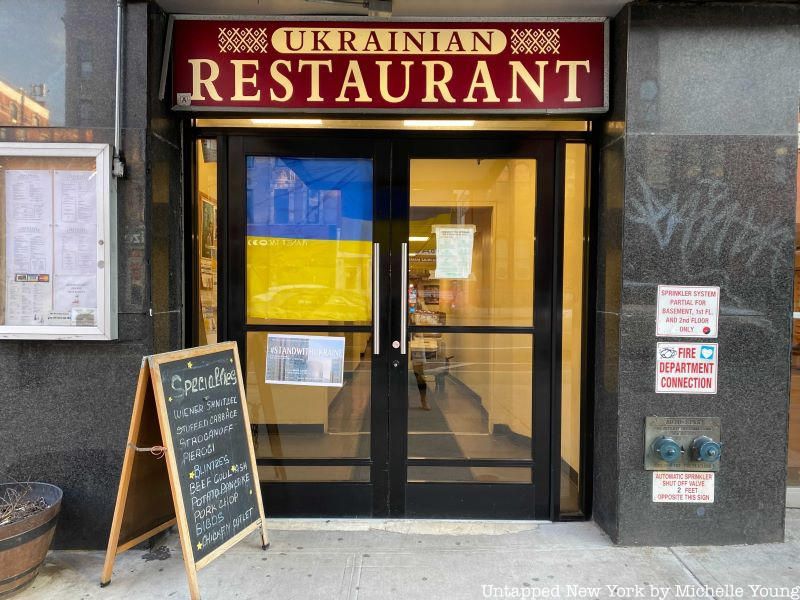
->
<box><xmin>157</xmin><ymin>349</ymin><xmax>261</xmax><ymax>562</ymax></box>
<box><xmin>4</xmin><ymin>170</ymin><xmax>53</xmax><ymax>325</ymax></box>
<box><xmin>53</xmin><ymin>170</ymin><xmax>97</xmax><ymax>323</ymax></box>
<box><xmin>3</xmin><ymin>169</ymin><xmax>99</xmax><ymax>327</ymax></box>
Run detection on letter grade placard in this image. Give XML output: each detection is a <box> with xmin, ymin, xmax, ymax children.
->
<box><xmin>170</xmin><ymin>17</ymin><xmax>608</xmax><ymax>113</ymax></box>
<box><xmin>102</xmin><ymin>341</ymin><xmax>268</xmax><ymax>600</ymax></box>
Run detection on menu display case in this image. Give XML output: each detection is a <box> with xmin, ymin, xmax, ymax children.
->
<box><xmin>0</xmin><ymin>143</ymin><xmax>117</xmax><ymax>340</ymax></box>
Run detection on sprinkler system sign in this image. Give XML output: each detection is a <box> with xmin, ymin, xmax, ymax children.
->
<box><xmin>655</xmin><ymin>342</ymin><xmax>718</xmax><ymax>394</ymax></box>
<box><xmin>656</xmin><ymin>285</ymin><xmax>719</xmax><ymax>338</ymax></box>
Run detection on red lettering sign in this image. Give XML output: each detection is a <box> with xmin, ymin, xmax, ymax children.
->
<box><xmin>170</xmin><ymin>18</ymin><xmax>608</xmax><ymax>113</ymax></box>
<box><xmin>656</xmin><ymin>342</ymin><xmax>718</xmax><ymax>395</ymax></box>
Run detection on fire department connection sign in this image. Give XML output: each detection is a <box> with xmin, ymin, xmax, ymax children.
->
<box><xmin>656</xmin><ymin>285</ymin><xmax>720</xmax><ymax>338</ymax></box>
<box><xmin>170</xmin><ymin>18</ymin><xmax>608</xmax><ymax>113</ymax></box>
<box><xmin>652</xmin><ymin>472</ymin><xmax>714</xmax><ymax>503</ymax></box>
<box><xmin>656</xmin><ymin>342</ymin><xmax>718</xmax><ymax>394</ymax></box>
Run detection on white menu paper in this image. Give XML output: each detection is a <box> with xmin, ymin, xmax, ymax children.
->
<box><xmin>5</xmin><ymin>280</ymin><xmax>52</xmax><ymax>325</ymax></box>
<box><xmin>5</xmin><ymin>170</ymin><xmax>54</xmax><ymax>325</ymax></box>
<box><xmin>4</xmin><ymin>169</ymin><xmax>99</xmax><ymax>327</ymax></box>
<box><xmin>5</xmin><ymin>170</ymin><xmax>53</xmax><ymax>274</ymax></box>
<box><xmin>5</xmin><ymin>170</ymin><xmax>51</xmax><ymax>223</ymax></box>
<box><xmin>53</xmin><ymin>170</ymin><xmax>98</xmax><ymax>315</ymax></box>
<box><xmin>54</xmin><ymin>225</ymin><xmax>96</xmax><ymax>276</ymax></box>
<box><xmin>53</xmin><ymin>275</ymin><xmax>96</xmax><ymax>312</ymax></box>
<box><xmin>7</xmin><ymin>222</ymin><xmax>52</xmax><ymax>274</ymax></box>
<box><xmin>54</xmin><ymin>170</ymin><xmax>96</xmax><ymax>225</ymax></box>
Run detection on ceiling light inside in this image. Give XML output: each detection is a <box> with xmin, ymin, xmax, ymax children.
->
<box><xmin>403</xmin><ymin>120</ymin><xmax>476</xmax><ymax>128</ymax></box>
<box><xmin>250</xmin><ymin>118</ymin><xmax>323</xmax><ymax>126</ymax></box>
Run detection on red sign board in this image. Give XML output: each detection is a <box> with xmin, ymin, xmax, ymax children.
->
<box><xmin>170</xmin><ymin>18</ymin><xmax>608</xmax><ymax>114</ymax></box>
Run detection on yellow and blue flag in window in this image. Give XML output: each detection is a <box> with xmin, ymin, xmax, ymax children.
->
<box><xmin>246</xmin><ymin>157</ymin><xmax>372</xmax><ymax>323</ymax></box>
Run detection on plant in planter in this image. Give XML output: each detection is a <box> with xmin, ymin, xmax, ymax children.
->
<box><xmin>0</xmin><ymin>480</ymin><xmax>63</xmax><ymax>597</ymax></box>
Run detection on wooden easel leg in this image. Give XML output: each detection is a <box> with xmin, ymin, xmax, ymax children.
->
<box><xmin>186</xmin><ymin>565</ymin><xmax>201</xmax><ymax>600</ymax></box>
<box><xmin>100</xmin><ymin>362</ymin><xmax>151</xmax><ymax>586</ymax></box>
<box><xmin>260</xmin><ymin>520</ymin><xmax>270</xmax><ymax>550</ymax></box>
<box><xmin>100</xmin><ymin>549</ymin><xmax>116</xmax><ymax>586</ymax></box>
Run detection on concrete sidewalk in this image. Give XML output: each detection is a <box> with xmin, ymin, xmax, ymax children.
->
<box><xmin>14</xmin><ymin>509</ymin><xmax>800</xmax><ymax>600</ymax></box>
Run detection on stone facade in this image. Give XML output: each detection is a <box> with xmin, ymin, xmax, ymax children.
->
<box><xmin>595</xmin><ymin>2</ymin><xmax>800</xmax><ymax>545</ymax></box>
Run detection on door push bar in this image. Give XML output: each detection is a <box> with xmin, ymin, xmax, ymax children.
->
<box><xmin>400</xmin><ymin>242</ymin><xmax>408</xmax><ymax>355</ymax></box>
<box><xmin>373</xmin><ymin>242</ymin><xmax>380</xmax><ymax>355</ymax></box>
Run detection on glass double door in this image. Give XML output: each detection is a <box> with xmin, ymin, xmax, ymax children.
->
<box><xmin>225</xmin><ymin>133</ymin><xmax>554</xmax><ymax>519</ymax></box>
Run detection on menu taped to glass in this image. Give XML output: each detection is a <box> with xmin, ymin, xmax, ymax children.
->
<box><xmin>156</xmin><ymin>347</ymin><xmax>260</xmax><ymax>562</ymax></box>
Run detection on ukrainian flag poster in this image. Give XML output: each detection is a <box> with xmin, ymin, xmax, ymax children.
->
<box><xmin>245</xmin><ymin>157</ymin><xmax>373</xmax><ymax>323</ymax></box>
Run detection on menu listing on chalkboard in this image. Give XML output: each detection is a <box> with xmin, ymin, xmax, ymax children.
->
<box><xmin>158</xmin><ymin>348</ymin><xmax>261</xmax><ymax>562</ymax></box>
<box><xmin>102</xmin><ymin>342</ymin><xmax>267</xmax><ymax>600</ymax></box>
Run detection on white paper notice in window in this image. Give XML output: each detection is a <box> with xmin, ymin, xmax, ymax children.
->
<box><xmin>432</xmin><ymin>224</ymin><xmax>475</xmax><ymax>280</ymax></box>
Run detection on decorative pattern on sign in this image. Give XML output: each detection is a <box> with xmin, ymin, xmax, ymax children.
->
<box><xmin>510</xmin><ymin>28</ymin><xmax>560</xmax><ymax>54</ymax></box>
<box><xmin>218</xmin><ymin>27</ymin><xmax>270</xmax><ymax>53</ymax></box>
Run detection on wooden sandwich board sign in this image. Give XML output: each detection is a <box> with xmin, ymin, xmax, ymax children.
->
<box><xmin>101</xmin><ymin>341</ymin><xmax>268</xmax><ymax>600</ymax></box>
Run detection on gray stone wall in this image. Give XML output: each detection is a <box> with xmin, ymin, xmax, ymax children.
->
<box><xmin>149</xmin><ymin>8</ymin><xmax>184</xmax><ymax>355</ymax></box>
<box><xmin>0</xmin><ymin>1</ymin><xmax>181</xmax><ymax>549</ymax></box>
<box><xmin>595</xmin><ymin>3</ymin><xmax>800</xmax><ymax>545</ymax></box>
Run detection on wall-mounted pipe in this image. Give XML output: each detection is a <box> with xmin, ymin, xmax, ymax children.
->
<box><xmin>112</xmin><ymin>0</ymin><xmax>126</xmax><ymax>178</ymax></box>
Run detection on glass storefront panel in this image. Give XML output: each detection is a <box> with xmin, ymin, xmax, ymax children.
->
<box><xmin>223</xmin><ymin>133</ymin><xmax>583</xmax><ymax>516</ymax></box>
<box><xmin>196</xmin><ymin>139</ymin><xmax>218</xmax><ymax>345</ymax></box>
<box><xmin>245</xmin><ymin>156</ymin><xmax>373</xmax><ymax>326</ymax></box>
<box><xmin>407</xmin><ymin>466</ymin><xmax>531</xmax><ymax>484</ymax></box>
<box><xmin>0</xmin><ymin>1</ymin><xmax>123</xmax><ymax>129</ymax></box>
<box><xmin>561</xmin><ymin>143</ymin><xmax>588</xmax><ymax>515</ymax></box>
<box><xmin>407</xmin><ymin>332</ymin><xmax>533</xmax><ymax>461</ymax></box>
<box><xmin>246</xmin><ymin>331</ymin><xmax>371</xmax><ymax>461</ymax></box>
<box><xmin>0</xmin><ymin>1</ymin><xmax>66</xmax><ymax>127</ymax></box>
<box><xmin>258</xmin><ymin>465</ymin><xmax>370</xmax><ymax>482</ymax></box>
<box><xmin>408</xmin><ymin>158</ymin><xmax>536</xmax><ymax>328</ymax></box>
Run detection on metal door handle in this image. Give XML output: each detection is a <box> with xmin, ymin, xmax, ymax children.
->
<box><xmin>373</xmin><ymin>242</ymin><xmax>380</xmax><ymax>355</ymax></box>
<box><xmin>400</xmin><ymin>242</ymin><xmax>408</xmax><ymax>355</ymax></box>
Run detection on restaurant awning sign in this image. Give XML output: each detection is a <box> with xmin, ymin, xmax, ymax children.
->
<box><xmin>169</xmin><ymin>18</ymin><xmax>608</xmax><ymax>114</ymax></box>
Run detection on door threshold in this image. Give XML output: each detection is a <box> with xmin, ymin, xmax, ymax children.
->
<box><xmin>264</xmin><ymin>518</ymin><xmax>549</xmax><ymax>535</ymax></box>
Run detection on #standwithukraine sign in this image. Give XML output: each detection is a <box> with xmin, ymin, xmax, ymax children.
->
<box><xmin>170</xmin><ymin>18</ymin><xmax>608</xmax><ymax>113</ymax></box>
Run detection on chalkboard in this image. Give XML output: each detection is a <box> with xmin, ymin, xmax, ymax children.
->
<box><xmin>102</xmin><ymin>342</ymin><xmax>268</xmax><ymax>600</ymax></box>
<box><xmin>156</xmin><ymin>347</ymin><xmax>261</xmax><ymax>563</ymax></box>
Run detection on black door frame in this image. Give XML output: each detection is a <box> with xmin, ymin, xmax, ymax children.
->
<box><xmin>188</xmin><ymin>126</ymin><xmax>593</xmax><ymax>521</ymax></box>
<box><xmin>389</xmin><ymin>135</ymin><xmax>554</xmax><ymax>520</ymax></box>
<box><xmin>226</xmin><ymin>134</ymin><xmax>392</xmax><ymax>517</ymax></box>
